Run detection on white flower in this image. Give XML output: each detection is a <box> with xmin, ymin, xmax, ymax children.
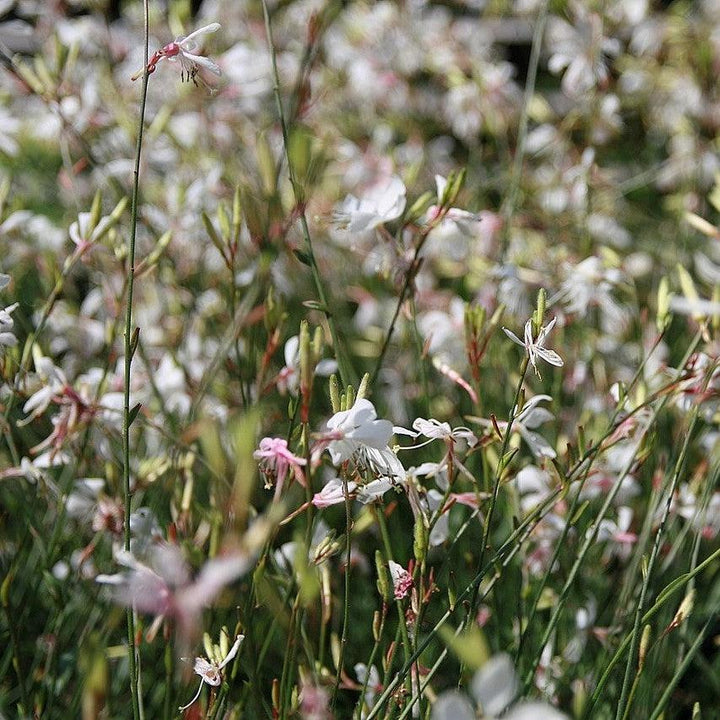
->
<box><xmin>503</xmin><ymin>317</ymin><xmax>564</xmax><ymax>379</ymax></box>
<box><xmin>69</xmin><ymin>210</ymin><xmax>114</xmax><ymax>252</ymax></box>
<box><xmin>0</xmin><ymin>302</ymin><xmax>18</xmax><ymax>349</ymax></box>
<box><xmin>333</xmin><ymin>175</ymin><xmax>406</xmax><ymax>232</ymax></box>
<box><xmin>546</xmin><ymin>6</ymin><xmax>620</xmax><ymax>97</ymax></box>
<box><xmin>277</xmin><ymin>335</ymin><xmax>337</xmax><ymax>395</ymax></box>
<box><xmin>515</xmin><ymin>465</ymin><xmax>553</xmax><ymax>514</ymax></box>
<box><xmin>355</xmin><ymin>663</ymin><xmax>383</xmax><ymax>718</ymax></box>
<box><xmin>324</xmin><ymin>397</ymin><xmax>404</xmax><ymax>478</ymax></box>
<box><xmin>312</xmin><ymin>477</ymin><xmax>357</xmax><ymax>508</ymax></box>
<box><xmin>179</xmin><ymin>633</ymin><xmax>244</xmax><ymax>711</ymax></box>
<box><xmin>514</xmin><ymin>395</ymin><xmax>558</xmax><ymax>460</ymax></box>
<box><xmin>394</xmin><ymin>417</ymin><xmax>477</xmax><ymax>449</ymax></box>
<box><xmin>431</xmin><ymin>653</ymin><xmax>567</xmax><ymax>720</ymax></box>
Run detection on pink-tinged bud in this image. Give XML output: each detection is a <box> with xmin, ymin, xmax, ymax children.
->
<box><xmin>160</xmin><ymin>42</ymin><xmax>180</xmax><ymax>58</ymax></box>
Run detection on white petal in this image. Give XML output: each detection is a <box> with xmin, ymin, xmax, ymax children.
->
<box><xmin>519</xmin><ymin>427</ymin><xmax>557</xmax><ymax>459</ymax></box>
<box><xmin>182</xmin><ymin>52</ymin><xmax>222</xmax><ymax>76</ymax></box>
<box><xmin>179</xmin><ymin>22</ymin><xmax>221</xmax><ymax>49</ymax></box>
<box><xmin>535</xmin><ymin>347</ymin><xmax>564</xmax><ymax>367</ymax></box>
<box><xmin>218</xmin><ymin>634</ymin><xmax>245</xmax><ymax>670</ymax></box>
<box><xmin>431</xmin><ymin>690</ymin><xmax>475</xmax><ymax>720</ymax></box>
<box><xmin>502</xmin><ymin>327</ymin><xmax>525</xmax><ymax>347</ymax></box>
<box><xmin>471</xmin><ymin>653</ymin><xmax>518</xmax><ymax>715</ymax></box>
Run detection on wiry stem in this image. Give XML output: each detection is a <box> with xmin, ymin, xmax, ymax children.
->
<box><xmin>498</xmin><ymin>0</ymin><xmax>549</xmax><ymax>262</ymax></box>
<box><xmin>261</xmin><ymin>0</ymin><xmax>354</xmax><ymax>388</ymax></box>
<box><xmin>124</xmin><ymin>2</ymin><xmax>150</xmax><ymax>718</ymax></box>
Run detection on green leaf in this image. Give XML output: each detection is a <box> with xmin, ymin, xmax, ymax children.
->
<box><xmin>439</xmin><ymin>624</ymin><xmax>490</xmax><ymax>671</ymax></box>
<box><xmin>128</xmin><ymin>403</ymin><xmax>142</xmax><ymax>426</ymax></box>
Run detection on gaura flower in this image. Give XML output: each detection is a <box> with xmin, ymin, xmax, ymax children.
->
<box><xmin>431</xmin><ymin>653</ymin><xmax>568</xmax><ymax>720</ymax></box>
<box><xmin>394</xmin><ymin>417</ymin><xmax>477</xmax><ymax>449</ymax></box>
<box><xmin>0</xmin><ymin>301</ymin><xmax>18</xmax><ymax>350</ymax></box>
<box><xmin>333</xmin><ymin>175</ymin><xmax>406</xmax><ymax>233</ymax></box>
<box><xmin>276</xmin><ymin>334</ymin><xmax>337</xmax><ymax>396</ymax></box>
<box><xmin>254</xmin><ymin>437</ymin><xmax>307</xmax><ymax>500</ymax></box>
<box><xmin>179</xmin><ymin>632</ymin><xmax>244</xmax><ymax>711</ymax></box>
<box><xmin>322</xmin><ymin>397</ymin><xmax>404</xmax><ymax>478</ymax></box>
<box><xmin>502</xmin><ymin>317</ymin><xmax>564</xmax><ymax>379</ymax></box>
<box><xmin>96</xmin><ymin>545</ymin><xmax>253</xmax><ymax>641</ymax></box>
<box><xmin>311</xmin><ymin>476</ymin><xmax>395</xmax><ymax>508</ymax></box>
<box><xmin>132</xmin><ymin>23</ymin><xmax>222</xmax><ymax>85</ymax></box>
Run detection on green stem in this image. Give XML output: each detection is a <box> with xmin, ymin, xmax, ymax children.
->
<box><xmin>332</xmin><ymin>474</ymin><xmax>354</xmax><ymax>707</ymax></box>
<box><xmin>123</xmin><ymin>3</ymin><xmax>150</xmax><ymax>718</ymax></box>
<box><xmin>261</xmin><ymin>0</ymin><xmax>354</xmax><ymax>388</ymax></box>
<box><xmin>375</xmin><ymin>506</ymin><xmax>414</xmax><ymax>706</ymax></box>
<box><xmin>467</xmin><ymin>356</ymin><xmax>529</xmax><ymax>623</ymax></box>
<box><xmin>498</xmin><ymin>0</ymin><xmax>549</xmax><ymax>262</ymax></box>
<box><xmin>647</xmin><ymin>617</ymin><xmax>714</xmax><ymax>720</ymax></box>
<box><xmin>365</xmin><ymin>486</ymin><xmax>560</xmax><ymax>720</ymax></box>
<box><xmin>615</xmin><ymin>396</ymin><xmax>704</xmax><ymax>720</ymax></box>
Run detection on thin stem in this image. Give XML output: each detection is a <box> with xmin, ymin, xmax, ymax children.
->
<box><xmin>615</xmin><ymin>396</ymin><xmax>704</xmax><ymax>719</ymax></box>
<box><xmin>467</xmin><ymin>356</ymin><xmax>529</xmax><ymax>623</ymax></box>
<box><xmin>261</xmin><ymin>0</ymin><xmax>354</xmax><ymax>388</ymax></box>
<box><xmin>332</xmin><ymin>474</ymin><xmax>354</xmax><ymax>707</ymax></box>
<box><xmin>365</xmin><ymin>486</ymin><xmax>560</xmax><ymax>720</ymax></box>
<box><xmin>648</xmin><ymin>617</ymin><xmax>714</xmax><ymax>720</ymax></box>
<box><xmin>375</xmin><ymin>506</ymin><xmax>414</xmax><ymax>707</ymax></box>
<box><xmin>498</xmin><ymin>0</ymin><xmax>549</xmax><ymax>262</ymax></box>
<box><xmin>123</xmin><ymin>3</ymin><xmax>150</xmax><ymax>718</ymax></box>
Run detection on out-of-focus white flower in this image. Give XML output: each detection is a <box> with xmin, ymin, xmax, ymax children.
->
<box><xmin>423</xmin><ymin>175</ymin><xmax>502</xmax><ymax>262</ymax></box>
<box><xmin>0</xmin><ymin>301</ymin><xmax>18</xmax><ymax>350</ymax></box>
<box><xmin>551</xmin><ymin>256</ymin><xmax>631</xmax><ymax>335</ymax></box>
<box><xmin>474</xmin><ymin>395</ymin><xmax>558</xmax><ymax>459</ymax></box>
<box><xmin>355</xmin><ymin>663</ymin><xmax>383</xmax><ymax>719</ymax></box>
<box><xmin>154</xmin><ymin>353</ymin><xmax>191</xmax><ymax>415</ymax></box>
<box><xmin>133</xmin><ymin>23</ymin><xmax>222</xmax><ymax>84</ymax></box>
<box><xmin>276</xmin><ymin>335</ymin><xmax>337</xmax><ymax>395</ymax></box>
<box><xmin>515</xmin><ymin>465</ymin><xmax>554</xmax><ymax>514</ymax></box>
<box><xmin>333</xmin><ymin>175</ymin><xmax>406</xmax><ymax>232</ymax></box>
<box><xmin>179</xmin><ymin>632</ymin><xmax>244</xmax><ymax>711</ymax></box>
<box><xmin>69</xmin><ymin>210</ymin><xmax>113</xmax><ymax>253</ymax></box>
<box><xmin>431</xmin><ymin>652</ymin><xmax>567</xmax><ymax>719</ymax></box>
<box><xmin>0</xmin><ymin>105</ymin><xmax>20</xmax><ymax>156</ymax></box>
<box><xmin>300</xmin><ymin>680</ymin><xmax>332</xmax><ymax>720</ymax></box>
<box><xmin>503</xmin><ymin>317</ymin><xmax>564</xmax><ymax>378</ymax></box>
<box><xmin>514</xmin><ymin>395</ymin><xmax>558</xmax><ymax>459</ymax></box>
<box><xmin>96</xmin><ymin>545</ymin><xmax>253</xmax><ymax>640</ymax></box>
<box><xmin>595</xmin><ymin>505</ymin><xmax>636</xmax><ymax>561</ymax></box>
<box><xmin>546</xmin><ymin>5</ymin><xmax>620</xmax><ymax>97</ymax></box>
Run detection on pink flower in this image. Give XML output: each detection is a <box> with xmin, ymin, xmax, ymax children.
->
<box><xmin>388</xmin><ymin>560</ymin><xmax>412</xmax><ymax>600</ymax></box>
<box><xmin>132</xmin><ymin>23</ymin><xmax>222</xmax><ymax>85</ymax></box>
<box><xmin>312</xmin><ymin>477</ymin><xmax>357</xmax><ymax>508</ymax></box>
<box><xmin>254</xmin><ymin>437</ymin><xmax>307</xmax><ymax>499</ymax></box>
<box><xmin>96</xmin><ymin>545</ymin><xmax>253</xmax><ymax>641</ymax></box>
